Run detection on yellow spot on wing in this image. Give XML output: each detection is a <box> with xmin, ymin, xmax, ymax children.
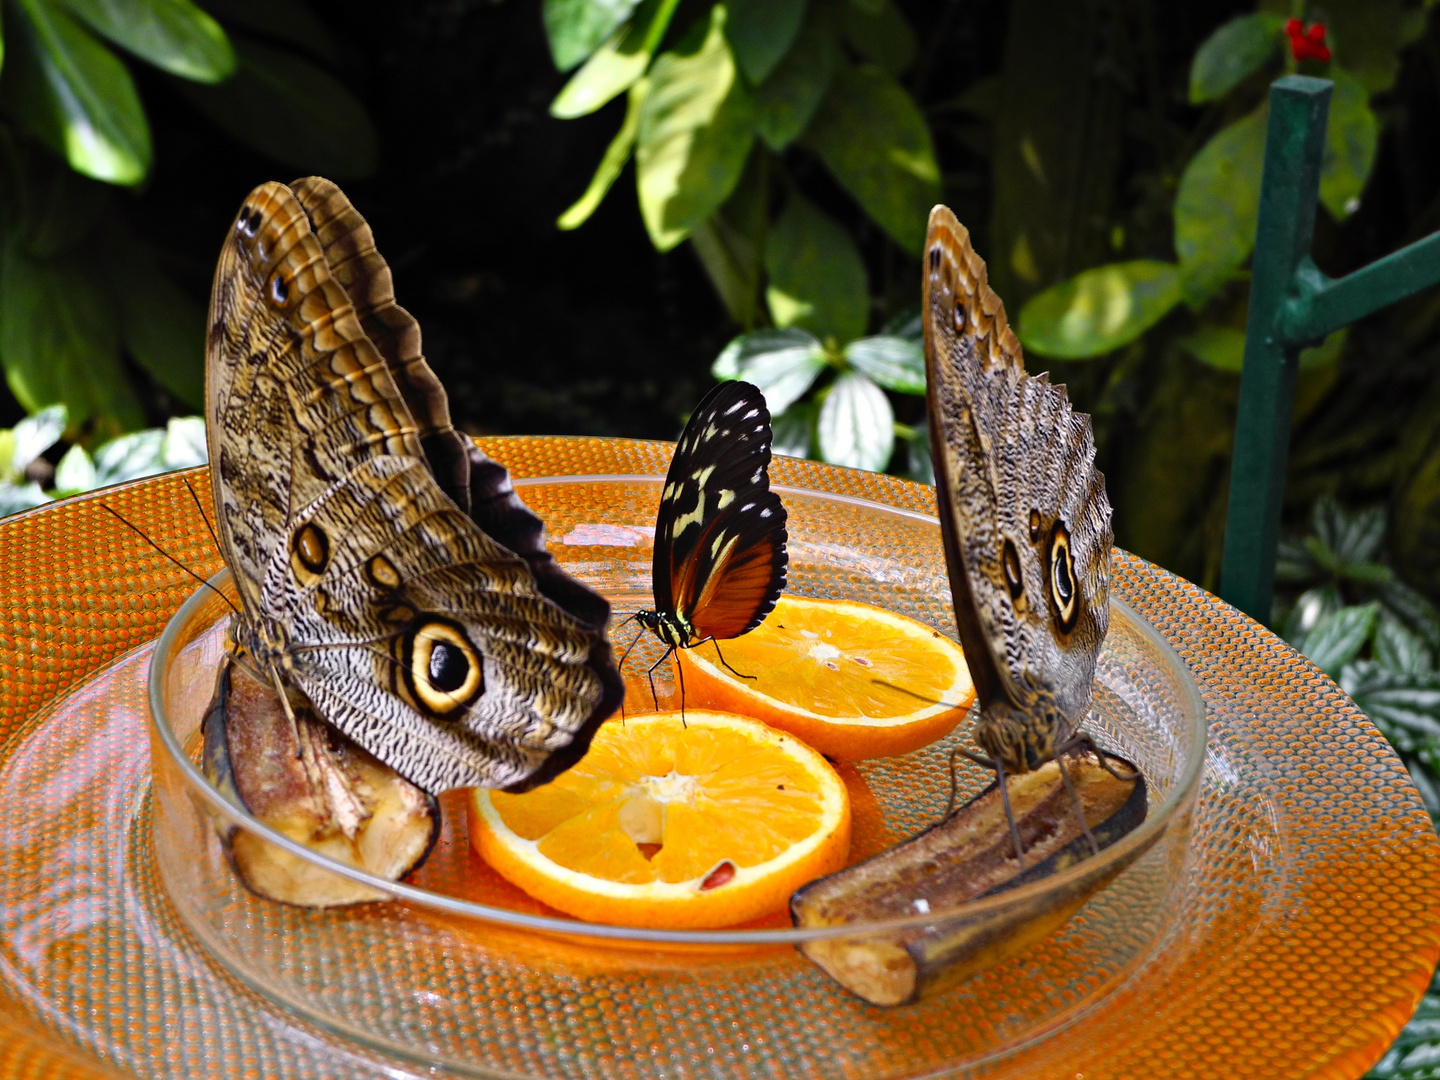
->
<box><xmin>716</xmin><ymin>488</ymin><xmax>735</xmax><ymax>509</ymax></box>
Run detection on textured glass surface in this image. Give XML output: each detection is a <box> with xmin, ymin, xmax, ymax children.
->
<box><xmin>0</xmin><ymin>436</ymin><xmax>1431</xmax><ymax>1080</ymax></box>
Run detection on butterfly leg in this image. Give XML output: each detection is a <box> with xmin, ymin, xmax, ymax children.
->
<box><xmin>644</xmin><ymin>646</ymin><xmax>676</xmax><ymax>717</ymax></box>
<box><xmin>698</xmin><ymin>637</ymin><xmax>755</xmax><ymax>680</ymax></box>
<box><xmin>616</xmin><ymin>621</ymin><xmax>649</xmax><ymax>721</ymax></box>
<box><xmin>1054</xmin><ymin>748</ymin><xmax>1101</xmax><ymax>857</ymax></box>
<box><xmin>987</xmin><ymin>752</ymin><xmax>1026</xmax><ymax>870</ymax></box>
<box><xmin>1054</xmin><ymin>730</ymin><xmax>1139</xmax><ymax>783</ymax></box>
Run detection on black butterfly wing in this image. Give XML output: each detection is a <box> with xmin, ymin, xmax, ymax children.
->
<box><xmin>653</xmin><ymin>381</ymin><xmax>788</xmax><ymax>641</ymax></box>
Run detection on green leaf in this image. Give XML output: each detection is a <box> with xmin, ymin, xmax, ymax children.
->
<box><xmin>52</xmin><ymin>442</ymin><xmax>95</xmax><ymax>493</ymax></box>
<box><xmin>10</xmin><ymin>0</ymin><xmax>152</xmax><ymax>185</ymax></box>
<box><xmin>1313</xmin><ymin>496</ymin><xmax>1386</xmax><ymax>567</ymax></box>
<box><xmin>801</xmin><ymin>62</ymin><xmax>939</xmax><ymax>254</ymax></box>
<box><xmin>845</xmin><ymin>335</ymin><xmax>924</xmax><ymax>393</ymax></box>
<box><xmin>1345</xmin><ymin>664</ymin><xmax>1440</xmax><ymax>742</ymax></box>
<box><xmin>176</xmin><ymin>35</ymin><xmax>378</xmax><ymax>178</ymax></box>
<box><xmin>712</xmin><ymin>328</ymin><xmax>826</xmax><ymax>415</ymax></box>
<box><xmin>62</xmin><ymin>0</ymin><xmax>234</xmax><ymax>82</ymax></box>
<box><xmin>752</xmin><ymin>4</ymin><xmax>836</xmax><ymax>150</ymax></box>
<box><xmin>549</xmin><ymin>0</ymin><xmax>678</xmax><ymax>119</ymax></box>
<box><xmin>101</xmin><ymin>224</ymin><xmax>205</xmax><ymax>408</ymax></box>
<box><xmin>771</xmin><ymin>399</ymin><xmax>816</xmax><ymax>459</ymax></box>
<box><xmin>1376</xmin><ymin>580</ymin><xmax>1440</xmax><ymax>652</ymax></box>
<box><xmin>161</xmin><ymin>415</ymin><xmax>206</xmax><ymax>467</ymax></box>
<box><xmin>1017</xmin><ymin>261</ymin><xmax>1181</xmax><ymax>360</ymax></box>
<box><xmin>1325</xmin><ymin>0</ymin><xmax>1430</xmax><ymax>97</ymax></box>
<box><xmin>764</xmin><ymin>193</ymin><xmax>867</xmax><ymax>343</ymax></box>
<box><xmin>903</xmin><ymin>420</ymin><xmax>932</xmax><ymax>485</ymax></box>
<box><xmin>557</xmin><ymin>78</ymin><xmax>646</xmax><ymax>230</ymax></box>
<box><xmin>689</xmin><ymin>146</ymin><xmax>767</xmax><ymax>326</ymax></box>
<box><xmin>9</xmin><ymin>403</ymin><xmax>67</xmax><ymax>478</ymax></box>
<box><xmin>1298</xmin><ymin>326</ymin><xmax>1348</xmax><ymax>371</ymax></box>
<box><xmin>842</xmin><ymin>0</ymin><xmax>914</xmax><ymax>77</ymax></box>
<box><xmin>817</xmin><ymin>371</ymin><xmax>893</xmax><ymax>472</ymax></box>
<box><xmin>1300</xmin><ymin>601</ymin><xmax>1380</xmax><ymax>677</ymax></box>
<box><xmin>1174</xmin><ymin>105</ymin><xmax>1267</xmax><ymax>303</ymax></box>
<box><xmin>726</xmin><ymin>0</ymin><xmax>806</xmax><ymax>85</ymax></box>
<box><xmin>1187</xmin><ymin>13</ymin><xmax>1282</xmax><ymax>104</ymax></box>
<box><xmin>17</xmin><ymin>155</ymin><xmax>110</xmax><ymax>258</ymax></box>
<box><xmin>1319</xmin><ymin>68</ymin><xmax>1379</xmax><ymax>220</ymax></box>
<box><xmin>92</xmin><ymin>427</ymin><xmax>163</xmax><ymax>484</ymax></box>
<box><xmin>0</xmin><ymin>482</ymin><xmax>50</xmax><ymax>517</ymax></box>
<box><xmin>543</xmin><ymin>0</ymin><xmax>641</xmax><ymax>72</ymax></box>
<box><xmin>1375</xmin><ymin>614</ymin><xmax>1434</xmax><ymax>677</ymax></box>
<box><xmin>0</xmin><ymin>239</ymin><xmax>142</xmax><ymax>435</ymax></box>
<box><xmin>1178</xmin><ymin>324</ymin><xmax>1246</xmax><ymax>372</ymax></box>
<box><xmin>1281</xmin><ymin>583</ymin><xmax>1343</xmax><ymax>644</ymax></box>
<box><xmin>197</xmin><ymin>0</ymin><xmax>337</xmax><ymax>65</ymax></box>
<box><xmin>636</xmin><ymin>6</ymin><xmax>755</xmax><ymax>251</ymax></box>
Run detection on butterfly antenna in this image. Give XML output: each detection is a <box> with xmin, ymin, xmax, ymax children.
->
<box><xmin>182</xmin><ymin>476</ymin><xmax>223</xmax><ymax>556</ymax></box>
<box><xmin>991</xmin><ymin>754</ymin><xmax>1025</xmax><ymax>870</ymax></box>
<box><xmin>98</xmin><ymin>503</ymin><xmax>238</xmax><ymax>616</ymax></box>
<box><xmin>702</xmin><ymin>637</ymin><xmax>755</xmax><ymax>681</ymax></box>
<box><xmin>867</xmin><ymin>678</ymin><xmax>962</xmax><ymax>709</ymax></box>
<box><xmin>617</xmin><ymin>622</ymin><xmax>648</xmax><ymax>675</ymax></box>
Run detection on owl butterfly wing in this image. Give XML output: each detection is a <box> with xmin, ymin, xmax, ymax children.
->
<box><xmin>653</xmin><ymin>381</ymin><xmax>788</xmax><ymax>640</ymax></box>
<box><xmin>922</xmin><ymin>205</ymin><xmax>1112</xmax><ymax>728</ymax></box>
<box><xmin>207</xmin><ymin>180</ymin><xmax>620</xmax><ymax>794</ymax></box>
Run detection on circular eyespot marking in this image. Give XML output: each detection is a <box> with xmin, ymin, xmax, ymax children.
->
<box><xmin>1047</xmin><ymin>521</ymin><xmax>1079</xmax><ymax>633</ymax></box>
<box><xmin>953</xmin><ymin>299</ymin><xmax>967</xmax><ymax>333</ymax></box>
<box><xmin>238</xmin><ymin>207</ymin><xmax>261</xmax><ymax>238</ymax></box>
<box><xmin>289</xmin><ymin>522</ymin><xmax>328</xmax><ymax>585</ymax></box>
<box><xmin>1029</xmin><ymin>509</ymin><xmax>1043</xmax><ymax>542</ymax></box>
<box><xmin>1001</xmin><ymin>537</ymin><xmax>1024</xmax><ymax>600</ymax></box>
<box><xmin>403</xmin><ymin>619</ymin><xmax>483</xmax><ymax>718</ymax></box>
<box><xmin>929</xmin><ymin>246</ymin><xmax>941</xmax><ymax>272</ymax></box>
<box><xmin>269</xmin><ymin>274</ymin><xmax>290</xmax><ymax>306</ymax></box>
<box><xmin>365</xmin><ymin>554</ymin><xmax>402</xmax><ymax>590</ymax></box>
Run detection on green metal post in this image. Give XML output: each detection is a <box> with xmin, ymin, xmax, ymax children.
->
<box><xmin>1219</xmin><ymin>76</ymin><xmax>1331</xmax><ymax>622</ymax></box>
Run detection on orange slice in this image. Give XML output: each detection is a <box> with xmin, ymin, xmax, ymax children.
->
<box><xmin>675</xmin><ymin>595</ymin><xmax>974</xmax><ymax>761</ymax></box>
<box><xmin>468</xmin><ymin>711</ymin><xmax>850</xmax><ymax>929</ymax></box>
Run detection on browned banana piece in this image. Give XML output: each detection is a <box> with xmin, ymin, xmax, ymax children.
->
<box><xmin>202</xmin><ymin>654</ymin><xmax>440</xmax><ymax>907</ymax></box>
<box><xmin>791</xmin><ymin>749</ymin><xmax>1146</xmax><ymax>1006</ymax></box>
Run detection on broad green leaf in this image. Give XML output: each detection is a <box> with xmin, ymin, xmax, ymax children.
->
<box><xmin>9</xmin><ymin>404</ymin><xmax>67</xmax><ymax>476</ymax></box>
<box><xmin>10</xmin><ymin>0</ymin><xmax>152</xmax><ymax>185</ymax></box>
<box><xmin>1377</xmin><ymin>580</ymin><xmax>1440</xmax><ymax>652</ymax></box>
<box><xmin>557</xmin><ymin>79</ymin><xmax>646</xmax><ymax>230</ymax></box>
<box><xmin>764</xmin><ymin>194</ymin><xmax>867</xmax><ymax>343</ymax></box>
<box><xmin>1274</xmin><ymin>536</ymin><xmax>1320</xmax><ymax>584</ymax></box>
<box><xmin>1178</xmin><ymin>324</ymin><xmax>1245</xmax><ymax>372</ymax></box>
<box><xmin>1375</xmin><ymin>614</ymin><xmax>1434</xmax><ymax>677</ymax></box>
<box><xmin>817</xmin><ymin>371</ymin><xmax>892</xmax><ymax>472</ymax></box>
<box><xmin>1188</xmin><ymin>13</ymin><xmax>1282</xmax><ymax>104</ymax></box>
<box><xmin>544</xmin><ymin>0</ymin><xmax>641</xmax><ymax>72</ymax></box>
<box><xmin>689</xmin><ymin>146</ymin><xmax>766</xmax><ymax>326</ymax></box>
<box><xmin>197</xmin><ymin>0</ymin><xmax>337</xmax><ymax>64</ymax></box>
<box><xmin>712</xmin><ymin>328</ymin><xmax>826</xmax><ymax>415</ymax></box>
<box><xmin>92</xmin><ymin>428</ymin><xmax>164</xmax><ymax>484</ymax></box>
<box><xmin>752</xmin><ymin>4</ymin><xmax>836</xmax><ymax>150</ymax></box>
<box><xmin>52</xmin><ymin>442</ymin><xmax>95</xmax><ymax>493</ymax></box>
<box><xmin>1300</xmin><ymin>601</ymin><xmax>1380</xmax><ymax>676</ymax></box>
<box><xmin>0</xmin><ymin>431</ymin><xmax>12</xmax><ymax>480</ymax></box>
<box><xmin>1018</xmin><ymin>260</ymin><xmax>1181</xmax><ymax>360</ymax></box>
<box><xmin>1281</xmin><ymin>583</ymin><xmax>1343</xmax><ymax>644</ymax></box>
<box><xmin>1325</xmin><ymin>0</ymin><xmax>1430</xmax><ymax>96</ymax></box>
<box><xmin>845</xmin><ymin>335</ymin><xmax>924</xmax><ymax>393</ymax></box>
<box><xmin>882</xmin><ymin>307</ymin><xmax>921</xmax><ymax>341</ymax></box>
<box><xmin>0</xmin><ymin>482</ymin><xmax>50</xmax><ymax>517</ymax></box>
<box><xmin>177</xmin><ymin>36</ymin><xmax>377</xmax><ymax>178</ymax></box>
<box><xmin>18</xmin><ymin>156</ymin><xmax>109</xmax><ymax>258</ymax></box>
<box><xmin>0</xmin><ymin>240</ymin><xmax>142</xmax><ymax>435</ymax></box>
<box><xmin>903</xmin><ymin>420</ymin><xmax>933</xmax><ymax>485</ymax></box>
<box><xmin>62</xmin><ymin>0</ymin><xmax>234</xmax><ymax>82</ymax></box>
<box><xmin>161</xmin><ymin>415</ymin><xmax>207</xmax><ymax>467</ymax></box>
<box><xmin>549</xmin><ymin>0</ymin><xmax>678</xmax><ymax>119</ymax></box>
<box><xmin>1174</xmin><ymin>105</ymin><xmax>1267</xmax><ymax>303</ymax></box>
<box><xmin>1313</xmin><ymin>496</ymin><xmax>1386</xmax><ymax>567</ymax></box>
<box><xmin>102</xmin><ymin>222</ymin><xmax>204</xmax><ymax>407</ymax></box>
<box><xmin>1319</xmin><ymin>68</ymin><xmax>1379</xmax><ymax>220</ymax></box>
<box><xmin>771</xmin><ymin>399</ymin><xmax>816</xmax><ymax>459</ymax></box>
<box><xmin>636</xmin><ymin>6</ymin><xmax>754</xmax><ymax>251</ymax></box>
<box><xmin>842</xmin><ymin>0</ymin><xmax>914</xmax><ymax>77</ymax></box>
<box><xmin>1347</xmin><ymin>665</ymin><xmax>1440</xmax><ymax>740</ymax></box>
<box><xmin>802</xmin><ymin>62</ymin><xmax>939</xmax><ymax>254</ymax></box>
<box><xmin>726</xmin><ymin>0</ymin><xmax>806</xmax><ymax>85</ymax></box>
<box><xmin>1298</xmin><ymin>326</ymin><xmax>1347</xmax><ymax>371</ymax></box>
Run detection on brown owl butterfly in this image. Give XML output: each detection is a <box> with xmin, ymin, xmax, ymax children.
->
<box><xmin>206</xmin><ymin>177</ymin><xmax>623</xmax><ymax>795</ymax></box>
<box><xmin>922</xmin><ymin>205</ymin><xmax>1118</xmax><ymax>858</ymax></box>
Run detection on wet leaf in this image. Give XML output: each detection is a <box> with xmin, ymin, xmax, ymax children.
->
<box><xmin>802</xmin><ymin>62</ymin><xmax>938</xmax><ymax>254</ymax></box>
<box><xmin>10</xmin><ymin>0</ymin><xmax>152</xmax><ymax>185</ymax></box>
<box><xmin>1188</xmin><ymin>13</ymin><xmax>1281</xmax><ymax>104</ymax></box>
<box><xmin>726</xmin><ymin>0</ymin><xmax>805</xmax><ymax>85</ymax></box>
<box><xmin>176</xmin><ymin>35</ymin><xmax>377</xmax><ymax>178</ymax></box>
<box><xmin>712</xmin><ymin>328</ymin><xmax>826</xmax><ymax>415</ymax></box>
<box><xmin>1300</xmin><ymin>601</ymin><xmax>1380</xmax><ymax>676</ymax></box>
<box><xmin>62</xmin><ymin>0</ymin><xmax>234</xmax><ymax>82</ymax></box>
<box><xmin>549</xmin><ymin>0</ymin><xmax>677</xmax><ymax>119</ymax></box>
<box><xmin>636</xmin><ymin>6</ymin><xmax>754</xmax><ymax>251</ymax></box>
<box><xmin>1018</xmin><ymin>261</ymin><xmax>1181</xmax><ymax>360</ymax></box>
<box><xmin>1319</xmin><ymin>68</ymin><xmax>1379</xmax><ymax>220</ymax></box>
<box><xmin>752</xmin><ymin>4</ymin><xmax>836</xmax><ymax>150</ymax></box>
<box><xmin>557</xmin><ymin>79</ymin><xmax>646</xmax><ymax>230</ymax></box>
<box><xmin>845</xmin><ymin>335</ymin><xmax>924</xmax><ymax>394</ymax></box>
<box><xmin>817</xmin><ymin>371</ymin><xmax>892</xmax><ymax>472</ymax></box>
<box><xmin>1174</xmin><ymin>105</ymin><xmax>1267</xmax><ymax>303</ymax></box>
<box><xmin>764</xmin><ymin>194</ymin><xmax>867</xmax><ymax>343</ymax></box>
<box><xmin>543</xmin><ymin>0</ymin><xmax>640</xmax><ymax>72</ymax></box>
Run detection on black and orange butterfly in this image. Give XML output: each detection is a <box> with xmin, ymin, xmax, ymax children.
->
<box><xmin>625</xmin><ymin>380</ymin><xmax>789</xmax><ymax>707</ymax></box>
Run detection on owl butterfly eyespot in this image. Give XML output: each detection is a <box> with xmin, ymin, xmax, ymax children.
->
<box><xmin>627</xmin><ymin>380</ymin><xmax>788</xmax><ymax>710</ymax></box>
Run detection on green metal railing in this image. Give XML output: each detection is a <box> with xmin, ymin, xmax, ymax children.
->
<box><xmin>1218</xmin><ymin>74</ymin><xmax>1440</xmax><ymax>622</ymax></box>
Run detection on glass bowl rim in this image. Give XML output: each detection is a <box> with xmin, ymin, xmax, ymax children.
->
<box><xmin>146</xmin><ymin>473</ymin><xmax>1207</xmax><ymax>946</ymax></box>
